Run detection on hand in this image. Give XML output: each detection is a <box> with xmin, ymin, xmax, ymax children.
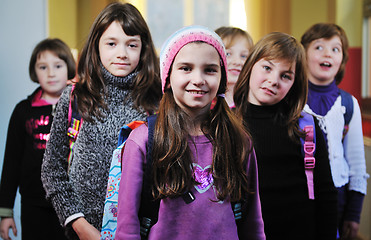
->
<box><xmin>0</xmin><ymin>217</ymin><xmax>17</xmax><ymax>240</ymax></box>
<box><xmin>341</xmin><ymin>220</ymin><xmax>359</xmax><ymax>240</ymax></box>
<box><xmin>72</xmin><ymin>217</ymin><xmax>100</xmax><ymax>240</ymax></box>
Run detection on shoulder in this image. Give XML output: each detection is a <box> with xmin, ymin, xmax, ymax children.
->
<box><xmin>127</xmin><ymin>123</ymin><xmax>149</xmax><ymax>146</ymax></box>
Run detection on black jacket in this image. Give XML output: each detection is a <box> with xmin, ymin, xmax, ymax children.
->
<box><xmin>0</xmin><ymin>87</ymin><xmax>55</xmax><ymax>211</ymax></box>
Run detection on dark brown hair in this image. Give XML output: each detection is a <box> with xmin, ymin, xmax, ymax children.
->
<box><xmin>301</xmin><ymin>23</ymin><xmax>349</xmax><ymax>84</ymax></box>
<box><xmin>29</xmin><ymin>38</ymin><xmax>76</xmax><ymax>83</ymax></box>
<box><xmin>234</xmin><ymin>32</ymin><xmax>308</xmax><ymax>141</ymax></box>
<box><xmin>75</xmin><ymin>2</ymin><xmax>161</xmax><ymax>121</ymax></box>
<box><xmin>152</xmin><ymin>43</ymin><xmax>251</xmax><ymax>202</ymax></box>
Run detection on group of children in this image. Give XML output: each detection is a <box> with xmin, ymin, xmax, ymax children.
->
<box><xmin>0</xmin><ymin>2</ymin><xmax>368</xmax><ymax>240</ymax></box>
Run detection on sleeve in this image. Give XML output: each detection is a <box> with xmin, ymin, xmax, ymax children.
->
<box><xmin>313</xmin><ymin>119</ymin><xmax>338</xmax><ymax>240</ymax></box>
<box><xmin>41</xmin><ymin>85</ymin><xmax>82</xmax><ymax>226</ymax></box>
<box><xmin>116</xmin><ymin>125</ymin><xmax>148</xmax><ymax>240</ymax></box>
<box><xmin>0</xmin><ymin>101</ymin><xmax>27</xmax><ymax>216</ymax></box>
<box><xmin>343</xmin><ymin>97</ymin><xmax>369</xmax><ymax>194</ymax></box>
<box><xmin>239</xmin><ymin>148</ymin><xmax>266</xmax><ymax>240</ymax></box>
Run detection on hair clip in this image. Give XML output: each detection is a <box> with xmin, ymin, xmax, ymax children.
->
<box><xmin>217</xmin><ymin>93</ymin><xmax>225</xmax><ymax>98</ymax></box>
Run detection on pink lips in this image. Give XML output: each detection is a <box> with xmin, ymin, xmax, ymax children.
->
<box><xmin>262</xmin><ymin>87</ymin><xmax>275</xmax><ymax>96</ymax></box>
<box><xmin>228</xmin><ymin>68</ymin><xmax>241</xmax><ymax>76</ymax></box>
<box><xmin>113</xmin><ymin>62</ymin><xmax>129</xmax><ymax>68</ymax></box>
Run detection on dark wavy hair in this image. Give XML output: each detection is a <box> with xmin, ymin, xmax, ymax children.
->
<box><xmin>301</xmin><ymin>23</ymin><xmax>349</xmax><ymax>85</ymax></box>
<box><xmin>75</xmin><ymin>2</ymin><xmax>161</xmax><ymax>121</ymax></box>
<box><xmin>29</xmin><ymin>38</ymin><xmax>76</xmax><ymax>83</ymax></box>
<box><xmin>234</xmin><ymin>32</ymin><xmax>308</xmax><ymax>142</ymax></box>
<box><xmin>152</xmin><ymin>42</ymin><xmax>252</xmax><ymax>202</ymax></box>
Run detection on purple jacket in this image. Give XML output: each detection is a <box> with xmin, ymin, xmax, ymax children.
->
<box><xmin>116</xmin><ymin>124</ymin><xmax>265</xmax><ymax>240</ymax></box>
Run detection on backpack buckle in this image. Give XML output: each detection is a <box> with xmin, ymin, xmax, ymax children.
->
<box><xmin>67</xmin><ymin>127</ymin><xmax>79</xmax><ymax>138</ymax></box>
<box><xmin>304</xmin><ymin>142</ymin><xmax>315</xmax><ymax>155</ymax></box>
<box><xmin>304</xmin><ymin>157</ymin><xmax>315</xmax><ymax>169</ymax></box>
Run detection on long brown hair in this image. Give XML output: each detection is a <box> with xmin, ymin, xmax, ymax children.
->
<box><xmin>234</xmin><ymin>32</ymin><xmax>308</xmax><ymax>141</ymax></box>
<box><xmin>152</xmin><ymin>49</ymin><xmax>252</xmax><ymax>202</ymax></box>
<box><xmin>301</xmin><ymin>23</ymin><xmax>349</xmax><ymax>85</ymax></box>
<box><xmin>75</xmin><ymin>2</ymin><xmax>161</xmax><ymax>121</ymax></box>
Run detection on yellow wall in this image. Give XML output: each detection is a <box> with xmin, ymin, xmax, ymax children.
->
<box><xmin>245</xmin><ymin>0</ymin><xmax>290</xmax><ymax>43</ymax></box>
<box><xmin>336</xmin><ymin>0</ymin><xmax>363</xmax><ymax>47</ymax></box>
<box><xmin>48</xmin><ymin>0</ymin><xmax>77</xmax><ymax>49</ymax></box>
<box><xmin>290</xmin><ymin>0</ymin><xmax>332</xmax><ymax>40</ymax></box>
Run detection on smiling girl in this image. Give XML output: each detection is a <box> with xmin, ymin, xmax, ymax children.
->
<box><xmin>234</xmin><ymin>32</ymin><xmax>338</xmax><ymax>240</ymax></box>
<box><xmin>215</xmin><ymin>27</ymin><xmax>253</xmax><ymax>107</ymax></box>
<box><xmin>116</xmin><ymin>25</ymin><xmax>265</xmax><ymax>240</ymax></box>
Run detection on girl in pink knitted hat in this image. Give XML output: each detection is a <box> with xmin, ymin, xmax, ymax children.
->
<box><xmin>116</xmin><ymin>25</ymin><xmax>265</xmax><ymax>240</ymax></box>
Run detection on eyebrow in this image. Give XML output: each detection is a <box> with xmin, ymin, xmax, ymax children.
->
<box><xmin>267</xmin><ymin>59</ymin><xmax>295</xmax><ymax>74</ymax></box>
<box><xmin>102</xmin><ymin>36</ymin><xmax>141</xmax><ymax>41</ymax></box>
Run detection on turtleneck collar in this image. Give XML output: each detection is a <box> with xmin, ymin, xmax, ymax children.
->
<box><xmin>246</xmin><ymin>102</ymin><xmax>281</xmax><ymax>119</ymax></box>
<box><xmin>307</xmin><ymin>80</ymin><xmax>339</xmax><ymax>116</ymax></box>
<box><xmin>101</xmin><ymin>64</ymin><xmax>138</xmax><ymax>89</ymax></box>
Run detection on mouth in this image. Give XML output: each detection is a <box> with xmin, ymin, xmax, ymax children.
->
<box><xmin>228</xmin><ymin>68</ymin><xmax>241</xmax><ymax>75</ymax></box>
<box><xmin>320</xmin><ymin>62</ymin><xmax>332</xmax><ymax>68</ymax></box>
<box><xmin>47</xmin><ymin>80</ymin><xmax>59</xmax><ymax>85</ymax></box>
<box><xmin>261</xmin><ymin>87</ymin><xmax>276</xmax><ymax>95</ymax></box>
<box><xmin>186</xmin><ymin>90</ymin><xmax>208</xmax><ymax>95</ymax></box>
<box><xmin>114</xmin><ymin>62</ymin><xmax>129</xmax><ymax>66</ymax></box>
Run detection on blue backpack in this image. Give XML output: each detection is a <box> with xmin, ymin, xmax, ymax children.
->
<box><xmin>339</xmin><ymin>89</ymin><xmax>354</xmax><ymax>137</ymax></box>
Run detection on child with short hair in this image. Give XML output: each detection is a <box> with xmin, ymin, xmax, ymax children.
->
<box><xmin>234</xmin><ymin>32</ymin><xmax>338</xmax><ymax>239</ymax></box>
<box><xmin>301</xmin><ymin>23</ymin><xmax>369</xmax><ymax>239</ymax></box>
<box><xmin>41</xmin><ymin>2</ymin><xmax>161</xmax><ymax>239</ymax></box>
<box><xmin>0</xmin><ymin>38</ymin><xmax>75</xmax><ymax>240</ymax></box>
<box><xmin>116</xmin><ymin>25</ymin><xmax>265</xmax><ymax>240</ymax></box>
<box><xmin>215</xmin><ymin>26</ymin><xmax>253</xmax><ymax>107</ymax></box>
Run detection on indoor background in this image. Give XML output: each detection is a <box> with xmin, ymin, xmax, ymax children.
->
<box><xmin>0</xmin><ymin>0</ymin><xmax>370</xmax><ymax>239</ymax></box>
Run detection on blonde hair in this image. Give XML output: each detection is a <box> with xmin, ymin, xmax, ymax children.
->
<box><xmin>215</xmin><ymin>26</ymin><xmax>253</xmax><ymax>50</ymax></box>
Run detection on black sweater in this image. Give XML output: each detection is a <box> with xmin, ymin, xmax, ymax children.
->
<box><xmin>245</xmin><ymin>103</ymin><xmax>337</xmax><ymax>240</ymax></box>
<box><xmin>0</xmin><ymin>87</ymin><xmax>54</xmax><ymax>213</ymax></box>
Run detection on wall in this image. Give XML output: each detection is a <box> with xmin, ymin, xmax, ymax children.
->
<box><xmin>0</xmin><ymin>0</ymin><xmax>47</xmax><ymax>239</ymax></box>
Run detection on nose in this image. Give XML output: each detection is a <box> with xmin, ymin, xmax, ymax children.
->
<box><xmin>48</xmin><ymin>67</ymin><xmax>55</xmax><ymax>77</ymax></box>
<box><xmin>191</xmin><ymin>70</ymin><xmax>205</xmax><ymax>86</ymax></box>
<box><xmin>118</xmin><ymin>45</ymin><xmax>128</xmax><ymax>59</ymax></box>
<box><xmin>324</xmin><ymin>47</ymin><xmax>332</xmax><ymax>57</ymax></box>
<box><xmin>230</xmin><ymin>55</ymin><xmax>244</xmax><ymax>66</ymax></box>
<box><xmin>267</xmin><ymin>73</ymin><xmax>279</xmax><ymax>86</ymax></box>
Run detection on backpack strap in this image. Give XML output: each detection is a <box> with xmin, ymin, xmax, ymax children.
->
<box><xmin>339</xmin><ymin>89</ymin><xmax>354</xmax><ymax>138</ymax></box>
<box><xmin>299</xmin><ymin>112</ymin><xmax>316</xmax><ymax>200</ymax></box>
<box><xmin>67</xmin><ymin>85</ymin><xmax>82</xmax><ymax>171</ymax></box>
<box><xmin>139</xmin><ymin>114</ymin><xmax>160</xmax><ymax>239</ymax></box>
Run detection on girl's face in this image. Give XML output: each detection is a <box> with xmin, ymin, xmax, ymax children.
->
<box><xmin>169</xmin><ymin>42</ymin><xmax>221</xmax><ymax>117</ymax></box>
<box><xmin>225</xmin><ymin>36</ymin><xmax>250</xmax><ymax>87</ymax></box>
<box><xmin>306</xmin><ymin>36</ymin><xmax>343</xmax><ymax>85</ymax></box>
<box><xmin>99</xmin><ymin>21</ymin><xmax>142</xmax><ymax>77</ymax></box>
<box><xmin>35</xmin><ymin>50</ymin><xmax>68</xmax><ymax>100</ymax></box>
<box><xmin>248</xmin><ymin>58</ymin><xmax>295</xmax><ymax>106</ymax></box>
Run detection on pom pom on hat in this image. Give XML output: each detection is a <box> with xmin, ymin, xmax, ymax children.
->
<box><xmin>159</xmin><ymin>25</ymin><xmax>227</xmax><ymax>93</ymax></box>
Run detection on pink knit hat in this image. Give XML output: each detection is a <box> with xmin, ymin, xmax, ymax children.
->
<box><xmin>160</xmin><ymin>25</ymin><xmax>227</xmax><ymax>93</ymax></box>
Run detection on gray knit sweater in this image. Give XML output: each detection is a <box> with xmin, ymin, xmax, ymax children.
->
<box><xmin>41</xmin><ymin>68</ymin><xmax>147</xmax><ymax>232</ymax></box>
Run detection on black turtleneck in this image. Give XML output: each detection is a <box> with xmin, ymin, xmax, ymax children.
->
<box><xmin>245</xmin><ymin>103</ymin><xmax>337</xmax><ymax>240</ymax></box>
